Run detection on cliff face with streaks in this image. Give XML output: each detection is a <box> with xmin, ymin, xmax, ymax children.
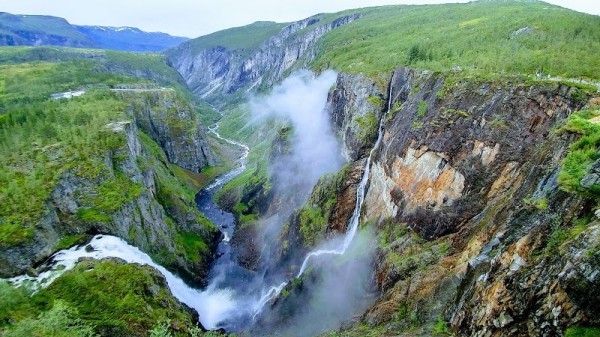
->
<box><xmin>321</xmin><ymin>68</ymin><xmax>599</xmax><ymax>336</ymax></box>
<box><xmin>166</xmin><ymin>14</ymin><xmax>361</xmax><ymax>103</ymax></box>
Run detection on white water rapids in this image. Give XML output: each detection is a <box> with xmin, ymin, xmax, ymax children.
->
<box><xmin>8</xmin><ymin>235</ymin><xmax>236</xmax><ymax>328</ymax></box>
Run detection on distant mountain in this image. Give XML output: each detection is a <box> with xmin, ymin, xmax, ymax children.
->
<box><xmin>0</xmin><ymin>12</ymin><xmax>188</xmax><ymax>52</ymax></box>
<box><xmin>75</xmin><ymin>25</ymin><xmax>188</xmax><ymax>52</ymax></box>
<box><xmin>0</xmin><ymin>12</ymin><xmax>94</xmax><ymax>47</ymax></box>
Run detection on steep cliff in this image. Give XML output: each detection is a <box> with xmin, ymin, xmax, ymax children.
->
<box><xmin>166</xmin><ymin>14</ymin><xmax>361</xmax><ymax>102</ymax></box>
<box><xmin>320</xmin><ymin>68</ymin><xmax>599</xmax><ymax>336</ymax></box>
<box><xmin>0</xmin><ymin>116</ymin><xmax>218</xmax><ymax>283</ymax></box>
<box><xmin>0</xmin><ymin>52</ymin><xmax>220</xmax><ymax>284</ymax></box>
<box><xmin>118</xmin><ymin>89</ymin><xmax>217</xmax><ymax>172</ymax></box>
<box><xmin>328</xmin><ymin>73</ymin><xmax>385</xmax><ymax>161</ymax></box>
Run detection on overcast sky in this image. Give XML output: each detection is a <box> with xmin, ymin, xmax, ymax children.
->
<box><xmin>0</xmin><ymin>0</ymin><xmax>598</xmax><ymax>38</ymax></box>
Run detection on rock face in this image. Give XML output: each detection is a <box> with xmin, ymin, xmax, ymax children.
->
<box><xmin>328</xmin><ymin>73</ymin><xmax>385</xmax><ymax>161</ymax></box>
<box><xmin>361</xmin><ymin>68</ymin><xmax>599</xmax><ymax>335</ymax></box>
<box><xmin>167</xmin><ymin>14</ymin><xmax>361</xmax><ymax>102</ymax></box>
<box><xmin>120</xmin><ymin>90</ymin><xmax>217</xmax><ymax>172</ymax></box>
<box><xmin>364</xmin><ymin>67</ymin><xmax>579</xmax><ymax>239</ymax></box>
<box><xmin>306</xmin><ymin>68</ymin><xmax>599</xmax><ymax>335</ymax></box>
<box><xmin>0</xmin><ymin>114</ymin><xmax>218</xmax><ymax>284</ymax></box>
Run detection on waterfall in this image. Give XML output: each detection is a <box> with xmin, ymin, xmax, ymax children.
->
<box><xmin>252</xmin><ymin>80</ymin><xmax>394</xmax><ymax>319</ymax></box>
<box><xmin>296</xmin><ymin>118</ymin><xmax>384</xmax><ymax>277</ymax></box>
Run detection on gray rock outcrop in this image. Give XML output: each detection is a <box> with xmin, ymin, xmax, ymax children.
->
<box><xmin>119</xmin><ymin>90</ymin><xmax>217</xmax><ymax>172</ymax></box>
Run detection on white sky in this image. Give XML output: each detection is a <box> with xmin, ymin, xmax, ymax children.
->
<box><xmin>0</xmin><ymin>0</ymin><xmax>598</xmax><ymax>38</ymax></box>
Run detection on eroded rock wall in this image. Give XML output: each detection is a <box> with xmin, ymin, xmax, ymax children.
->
<box><xmin>326</xmin><ymin>68</ymin><xmax>599</xmax><ymax>335</ymax></box>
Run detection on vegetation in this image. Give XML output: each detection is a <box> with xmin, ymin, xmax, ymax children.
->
<box><xmin>354</xmin><ymin>112</ymin><xmax>378</xmax><ymax>142</ymax></box>
<box><xmin>53</xmin><ymin>234</ymin><xmax>88</xmax><ymax>251</ymax></box>
<box><xmin>179</xmin><ymin>21</ymin><xmax>287</xmax><ymax>56</ymax></box>
<box><xmin>176</xmin><ymin>231</ymin><xmax>209</xmax><ymax>263</ymax></box>
<box><xmin>417</xmin><ymin>100</ymin><xmax>428</xmax><ymax>118</ymax></box>
<box><xmin>0</xmin><ymin>48</ymin><xmax>217</xmax><ymax>267</ymax></box>
<box><xmin>433</xmin><ymin>316</ymin><xmax>451</xmax><ymax>335</ymax></box>
<box><xmin>77</xmin><ymin>173</ymin><xmax>143</xmax><ymax>223</ymax></box>
<box><xmin>298</xmin><ymin>206</ymin><xmax>327</xmax><ymax>247</ymax></box>
<box><xmin>565</xmin><ymin>327</ymin><xmax>600</xmax><ymax>337</ymax></box>
<box><xmin>298</xmin><ymin>165</ymin><xmax>350</xmax><ymax>246</ymax></box>
<box><xmin>523</xmin><ymin>196</ymin><xmax>549</xmax><ymax>210</ymax></box>
<box><xmin>0</xmin><ymin>260</ymin><xmax>204</xmax><ymax>337</ymax></box>
<box><xmin>0</xmin><ymin>46</ymin><xmax>188</xmax><ymax>93</ymax></box>
<box><xmin>2</xmin><ymin>300</ymin><xmax>95</xmax><ymax>337</ymax></box>
<box><xmin>542</xmin><ymin>215</ymin><xmax>592</xmax><ymax>256</ymax></box>
<box><xmin>0</xmin><ymin>65</ymin><xmax>132</xmax><ymax>246</ymax></box>
<box><xmin>558</xmin><ymin>109</ymin><xmax>600</xmax><ymax>196</ymax></box>
<box><xmin>312</xmin><ymin>1</ymin><xmax>600</xmax><ymax>79</ymax></box>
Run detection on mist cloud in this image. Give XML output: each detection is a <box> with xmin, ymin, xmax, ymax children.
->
<box><xmin>250</xmin><ymin>69</ymin><xmax>344</xmax><ymax>197</ymax></box>
<box><xmin>199</xmin><ymin>70</ymin><xmax>376</xmax><ymax>336</ymax></box>
<box><xmin>246</xmin><ymin>70</ymin><xmax>378</xmax><ymax>336</ymax></box>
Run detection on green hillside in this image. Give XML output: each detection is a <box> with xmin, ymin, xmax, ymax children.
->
<box><xmin>0</xmin><ymin>60</ymin><xmax>140</xmax><ymax>244</ymax></box>
<box><xmin>0</xmin><ymin>46</ymin><xmax>190</xmax><ymax>93</ymax></box>
<box><xmin>0</xmin><ymin>47</ymin><xmax>207</xmax><ymax>247</ymax></box>
<box><xmin>183</xmin><ymin>21</ymin><xmax>287</xmax><ymax>55</ymax></box>
<box><xmin>311</xmin><ymin>0</ymin><xmax>600</xmax><ymax>79</ymax></box>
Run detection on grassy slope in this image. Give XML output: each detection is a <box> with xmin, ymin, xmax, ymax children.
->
<box><xmin>0</xmin><ymin>260</ymin><xmax>218</xmax><ymax>337</ymax></box>
<box><xmin>0</xmin><ymin>61</ymin><xmax>137</xmax><ymax>245</ymax></box>
<box><xmin>184</xmin><ymin>21</ymin><xmax>287</xmax><ymax>56</ymax></box>
<box><xmin>311</xmin><ymin>0</ymin><xmax>600</xmax><ymax>80</ymax></box>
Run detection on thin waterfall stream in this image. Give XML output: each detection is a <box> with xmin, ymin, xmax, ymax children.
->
<box><xmin>251</xmin><ymin>116</ymin><xmax>386</xmax><ymax>319</ymax></box>
<box><xmin>249</xmin><ymin>75</ymin><xmax>396</xmax><ymax>322</ymax></box>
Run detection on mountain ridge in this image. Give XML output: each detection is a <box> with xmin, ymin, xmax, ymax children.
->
<box><xmin>0</xmin><ymin>11</ymin><xmax>188</xmax><ymax>52</ymax></box>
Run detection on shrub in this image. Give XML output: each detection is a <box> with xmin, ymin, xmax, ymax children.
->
<box><xmin>2</xmin><ymin>301</ymin><xmax>94</xmax><ymax>337</ymax></box>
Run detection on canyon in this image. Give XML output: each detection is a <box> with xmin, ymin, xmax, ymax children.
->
<box><xmin>1</xmin><ymin>1</ymin><xmax>599</xmax><ymax>337</ymax></box>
